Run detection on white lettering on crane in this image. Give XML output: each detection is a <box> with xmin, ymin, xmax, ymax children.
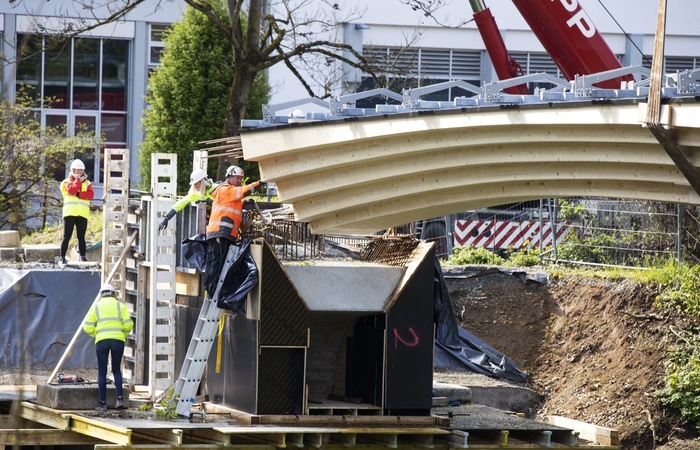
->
<box><xmin>560</xmin><ymin>0</ymin><xmax>577</xmax><ymax>12</ymax></box>
<box><xmin>559</xmin><ymin>0</ymin><xmax>596</xmax><ymax>38</ymax></box>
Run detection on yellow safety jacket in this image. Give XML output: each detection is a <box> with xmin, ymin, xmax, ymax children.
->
<box><xmin>206</xmin><ymin>181</ymin><xmax>260</xmax><ymax>241</ymax></box>
<box><xmin>171</xmin><ymin>185</ymin><xmax>215</xmax><ymax>213</ymax></box>
<box><xmin>61</xmin><ymin>177</ymin><xmax>93</xmax><ymax>219</ymax></box>
<box><xmin>83</xmin><ymin>296</ymin><xmax>134</xmax><ymax>343</ymax></box>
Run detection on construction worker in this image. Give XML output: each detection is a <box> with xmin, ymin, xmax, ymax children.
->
<box><xmin>59</xmin><ymin>159</ymin><xmax>94</xmax><ymax>265</ymax></box>
<box><xmin>83</xmin><ymin>283</ymin><xmax>133</xmax><ymax>411</ymax></box>
<box><xmin>158</xmin><ymin>168</ymin><xmax>214</xmax><ymax>230</ymax></box>
<box><xmin>203</xmin><ymin>165</ymin><xmax>261</xmax><ymax>296</ymax></box>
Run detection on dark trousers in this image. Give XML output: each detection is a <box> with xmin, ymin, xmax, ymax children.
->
<box><xmin>95</xmin><ymin>339</ymin><xmax>125</xmax><ymax>403</ymax></box>
<box><xmin>61</xmin><ymin>215</ymin><xmax>88</xmax><ymax>258</ymax></box>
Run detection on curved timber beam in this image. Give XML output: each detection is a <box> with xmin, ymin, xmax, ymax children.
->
<box><xmin>242</xmin><ymin>98</ymin><xmax>700</xmax><ymax>234</ymax></box>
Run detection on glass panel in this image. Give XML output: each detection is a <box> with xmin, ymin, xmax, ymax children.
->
<box><xmin>74</xmin><ymin>115</ymin><xmax>98</xmax><ymax>182</ymax></box>
<box><xmin>75</xmin><ymin>115</ymin><xmax>96</xmax><ymax>133</ymax></box>
<box><xmin>101</xmin><ymin>113</ymin><xmax>127</xmax><ymax>142</ymax></box>
<box><xmin>45</xmin><ymin>114</ymin><xmax>68</xmax><ymax>180</ymax></box>
<box><xmin>73</xmin><ymin>38</ymin><xmax>100</xmax><ymax>109</ymax></box>
<box><xmin>46</xmin><ymin>114</ymin><xmax>67</xmax><ymax>128</ymax></box>
<box><xmin>43</xmin><ymin>37</ymin><xmax>71</xmax><ymax>109</ymax></box>
<box><xmin>150</xmin><ymin>24</ymin><xmax>168</xmax><ymax>42</ymax></box>
<box><xmin>150</xmin><ymin>46</ymin><xmax>163</xmax><ymax>65</ymax></box>
<box><xmin>15</xmin><ymin>34</ymin><xmax>43</xmax><ymax>106</ymax></box>
<box><xmin>102</xmin><ymin>39</ymin><xmax>129</xmax><ymax>111</ymax></box>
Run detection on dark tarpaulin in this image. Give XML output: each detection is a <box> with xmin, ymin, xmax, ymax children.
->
<box><xmin>195</xmin><ymin>237</ymin><xmax>259</xmax><ymax>314</ymax></box>
<box><xmin>214</xmin><ymin>238</ymin><xmax>258</xmax><ymax>313</ymax></box>
<box><xmin>432</xmin><ymin>259</ymin><xmax>528</xmax><ymax>383</ymax></box>
<box><xmin>182</xmin><ymin>233</ymin><xmax>208</xmax><ymax>272</ymax></box>
<box><xmin>0</xmin><ymin>269</ymin><xmax>100</xmax><ymax>369</ymax></box>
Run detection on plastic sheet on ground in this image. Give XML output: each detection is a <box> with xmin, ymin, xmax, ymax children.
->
<box><xmin>0</xmin><ymin>269</ymin><xmax>100</xmax><ymax>369</ymax></box>
<box><xmin>432</xmin><ymin>259</ymin><xmax>528</xmax><ymax>383</ymax></box>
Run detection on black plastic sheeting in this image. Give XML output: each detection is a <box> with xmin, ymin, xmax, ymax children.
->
<box><xmin>0</xmin><ymin>269</ymin><xmax>100</xmax><ymax>369</ymax></box>
<box><xmin>183</xmin><ymin>236</ymin><xmax>258</xmax><ymax>314</ymax></box>
<box><xmin>214</xmin><ymin>238</ymin><xmax>258</xmax><ymax>314</ymax></box>
<box><xmin>432</xmin><ymin>259</ymin><xmax>529</xmax><ymax>383</ymax></box>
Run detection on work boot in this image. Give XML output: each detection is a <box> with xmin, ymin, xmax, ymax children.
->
<box><xmin>115</xmin><ymin>398</ymin><xmax>125</xmax><ymax>409</ymax></box>
<box><xmin>95</xmin><ymin>402</ymin><xmax>107</xmax><ymax>411</ymax></box>
<box><xmin>59</xmin><ymin>257</ymin><xmax>67</xmax><ymax>266</ymax></box>
<box><xmin>80</xmin><ymin>256</ymin><xmax>88</xmax><ymax>262</ymax></box>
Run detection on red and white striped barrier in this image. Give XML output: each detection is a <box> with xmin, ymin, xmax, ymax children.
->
<box><xmin>454</xmin><ymin>219</ymin><xmax>574</xmax><ymax>250</ymax></box>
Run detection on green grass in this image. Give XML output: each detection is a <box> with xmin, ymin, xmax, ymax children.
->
<box><xmin>21</xmin><ymin>211</ymin><xmax>104</xmax><ymax>248</ymax></box>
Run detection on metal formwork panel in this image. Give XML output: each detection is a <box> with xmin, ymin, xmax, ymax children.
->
<box><xmin>102</xmin><ymin>148</ymin><xmax>137</xmax><ymax>383</ymax></box>
<box><xmin>149</xmin><ymin>153</ymin><xmax>178</xmax><ymax>398</ymax></box>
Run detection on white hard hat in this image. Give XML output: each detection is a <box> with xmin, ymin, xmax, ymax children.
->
<box><xmin>190</xmin><ymin>168</ymin><xmax>208</xmax><ymax>185</ymax></box>
<box><xmin>70</xmin><ymin>159</ymin><xmax>85</xmax><ymax>170</ymax></box>
<box><xmin>100</xmin><ymin>283</ymin><xmax>115</xmax><ymax>295</ymax></box>
<box><xmin>226</xmin><ymin>166</ymin><xmax>244</xmax><ymax>178</ymax></box>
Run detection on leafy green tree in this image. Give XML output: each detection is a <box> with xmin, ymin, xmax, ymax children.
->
<box><xmin>139</xmin><ymin>0</ymin><xmax>270</xmax><ymax>192</ymax></box>
<box><xmin>0</xmin><ymin>91</ymin><xmax>101</xmax><ymax>232</ymax></box>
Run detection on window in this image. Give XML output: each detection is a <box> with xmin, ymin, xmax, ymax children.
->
<box><xmin>149</xmin><ymin>24</ymin><xmax>169</xmax><ymax>66</ymax></box>
<box><xmin>360</xmin><ymin>46</ymin><xmax>482</xmax><ymax>104</ymax></box>
<box><xmin>642</xmin><ymin>56</ymin><xmax>697</xmax><ymax>72</ymax></box>
<box><xmin>364</xmin><ymin>46</ymin><xmax>481</xmax><ymax>83</ymax></box>
<box><xmin>73</xmin><ymin>38</ymin><xmax>100</xmax><ymax>110</ymax></box>
<box><xmin>16</xmin><ymin>34</ymin><xmax>130</xmax><ymax>185</ymax></box>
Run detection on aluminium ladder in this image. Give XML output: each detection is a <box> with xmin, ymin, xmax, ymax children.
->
<box><xmin>171</xmin><ymin>243</ymin><xmax>239</xmax><ymax>417</ymax></box>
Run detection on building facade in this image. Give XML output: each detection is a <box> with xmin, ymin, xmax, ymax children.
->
<box><xmin>267</xmin><ymin>0</ymin><xmax>700</xmax><ymax>111</ymax></box>
<box><xmin>1</xmin><ymin>0</ymin><xmax>698</xmax><ymax>196</ymax></box>
<box><xmin>0</xmin><ymin>0</ymin><xmax>185</xmax><ymax>199</ymax></box>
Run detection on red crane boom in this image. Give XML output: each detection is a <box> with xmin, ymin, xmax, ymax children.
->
<box><xmin>469</xmin><ymin>0</ymin><xmax>635</xmax><ymax>89</ymax></box>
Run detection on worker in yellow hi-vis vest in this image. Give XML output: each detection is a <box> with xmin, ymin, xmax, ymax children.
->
<box><xmin>59</xmin><ymin>159</ymin><xmax>94</xmax><ymax>265</ymax></box>
<box><xmin>83</xmin><ymin>284</ymin><xmax>133</xmax><ymax>411</ymax></box>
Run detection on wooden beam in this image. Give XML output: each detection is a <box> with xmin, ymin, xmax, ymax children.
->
<box><xmin>644</xmin><ymin>0</ymin><xmax>700</xmax><ymax>196</ymax></box>
<box><xmin>548</xmin><ymin>415</ymin><xmax>619</xmax><ymax>446</ymax></box>
<box><xmin>0</xmin><ymin>428</ymin><xmax>101</xmax><ymax>446</ymax></box>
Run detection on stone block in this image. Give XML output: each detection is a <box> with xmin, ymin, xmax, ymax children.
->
<box><xmin>36</xmin><ymin>383</ymin><xmax>130</xmax><ymax>410</ymax></box>
<box><xmin>71</xmin><ymin>241</ymin><xmax>102</xmax><ymax>262</ymax></box>
<box><xmin>22</xmin><ymin>244</ymin><xmax>60</xmax><ymax>263</ymax></box>
<box><xmin>433</xmin><ymin>381</ymin><xmax>472</xmax><ymax>403</ymax></box>
<box><xmin>0</xmin><ymin>230</ymin><xmax>20</xmax><ymax>248</ymax></box>
<box><xmin>0</xmin><ymin>247</ymin><xmax>19</xmax><ymax>262</ymax></box>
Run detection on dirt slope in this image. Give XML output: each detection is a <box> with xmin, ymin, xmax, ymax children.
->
<box><xmin>442</xmin><ymin>265</ymin><xmax>700</xmax><ymax>450</ymax></box>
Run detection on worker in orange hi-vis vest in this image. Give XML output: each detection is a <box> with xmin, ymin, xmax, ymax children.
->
<box><xmin>203</xmin><ymin>165</ymin><xmax>261</xmax><ymax>297</ymax></box>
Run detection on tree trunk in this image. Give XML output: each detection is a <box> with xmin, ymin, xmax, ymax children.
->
<box><xmin>217</xmin><ymin>65</ymin><xmax>256</xmax><ymax>180</ymax></box>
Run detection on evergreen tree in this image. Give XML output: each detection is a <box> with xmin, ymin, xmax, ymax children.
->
<box><xmin>139</xmin><ymin>0</ymin><xmax>269</xmax><ymax>192</ymax></box>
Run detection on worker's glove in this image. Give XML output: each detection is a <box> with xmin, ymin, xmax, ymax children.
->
<box><xmin>80</xmin><ymin>174</ymin><xmax>87</xmax><ymax>182</ymax></box>
<box><xmin>204</xmin><ymin>178</ymin><xmax>213</xmax><ymax>187</ymax></box>
<box><xmin>159</xmin><ymin>209</ymin><xmax>176</xmax><ymax>230</ymax></box>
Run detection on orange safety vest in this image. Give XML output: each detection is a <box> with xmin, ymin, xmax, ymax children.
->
<box><xmin>206</xmin><ymin>182</ymin><xmax>259</xmax><ymax>241</ymax></box>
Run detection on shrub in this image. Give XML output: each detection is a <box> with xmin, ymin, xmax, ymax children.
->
<box><xmin>505</xmin><ymin>247</ymin><xmax>541</xmax><ymax>267</ymax></box>
<box><xmin>448</xmin><ymin>246</ymin><xmax>505</xmax><ymax>265</ymax></box>
<box><xmin>656</xmin><ymin>333</ymin><xmax>700</xmax><ymax>431</ymax></box>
